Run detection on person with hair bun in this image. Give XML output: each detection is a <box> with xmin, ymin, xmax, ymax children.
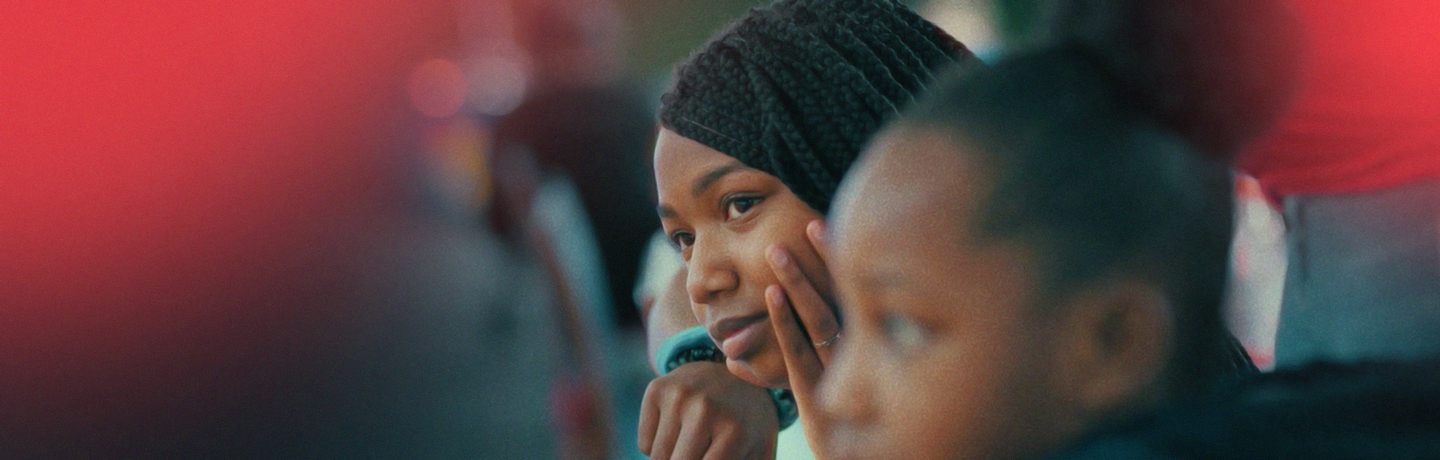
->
<box><xmin>638</xmin><ymin>0</ymin><xmax>981</xmax><ymax>457</ymax></box>
<box><xmin>809</xmin><ymin>0</ymin><xmax>1299</xmax><ymax>458</ymax></box>
<box><xmin>817</xmin><ymin>48</ymin><xmax>1246</xmax><ymax>460</ymax></box>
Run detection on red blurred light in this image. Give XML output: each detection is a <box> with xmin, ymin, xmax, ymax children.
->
<box><xmin>409</xmin><ymin>58</ymin><xmax>470</xmax><ymax>118</ymax></box>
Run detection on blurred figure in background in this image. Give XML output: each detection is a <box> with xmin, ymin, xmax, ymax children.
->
<box><xmin>994</xmin><ymin>0</ymin><xmax>1440</xmax><ymax>371</ymax></box>
<box><xmin>0</xmin><ymin>1</ymin><xmax>600</xmax><ymax>457</ymax></box>
<box><xmin>1236</xmin><ymin>0</ymin><xmax>1440</xmax><ymax>369</ymax></box>
<box><xmin>493</xmin><ymin>0</ymin><xmax>660</xmax><ymax>332</ymax></box>
<box><xmin>484</xmin><ymin>1</ymin><xmax>661</xmax><ymax>457</ymax></box>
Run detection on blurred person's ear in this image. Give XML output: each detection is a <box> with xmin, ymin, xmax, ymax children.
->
<box><xmin>1051</xmin><ymin>277</ymin><xmax>1174</xmax><ymax>421</ymax></box>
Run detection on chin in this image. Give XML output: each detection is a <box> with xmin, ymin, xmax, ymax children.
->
<box><xmin>726</xmin><ymin>356</ymin><xmax>789</xmax><ymax>389</ymax></box>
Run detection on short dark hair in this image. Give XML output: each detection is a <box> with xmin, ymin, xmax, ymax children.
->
<box><xmin>898</xmin><ymin>47</ymin><xmax>1239</xmax><ymax>396</ymax></box>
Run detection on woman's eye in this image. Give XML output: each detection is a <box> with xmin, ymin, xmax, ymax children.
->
<box><xmin>725</xmin><ymin>196</ymin><xmax>761</xmax><ymax>220</ymax></box>
<box><xmin>882</xmin><ymin>313</ymin><xmax>926</xmax><ymax>355</ymax></box>
<box><xmin>669</xmin><ymin>231</ymin><xmax>695</xmax><ymax>251</ymax></box>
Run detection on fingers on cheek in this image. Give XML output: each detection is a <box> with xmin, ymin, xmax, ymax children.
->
<box><xmin>766</xmin><ymin>284</ymin><xmax>787</xmax><ymax>315</ymax></box>
<box><xmin>766</xmin><ymin>245</ymin><xmax>799</xmax><ymax>284</ymax></box>
<box><xmin>812</xmin><ymin>312</ymin><xmax>841</xmax><ymax>340</ymax></box>
<box><xmin>765</xmin><ymin>285</ymin><xmax>800</xmax><ymax>345</ymax></box>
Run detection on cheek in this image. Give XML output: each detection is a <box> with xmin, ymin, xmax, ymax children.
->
<box><xmin>733</xmin><ymin>218</ymin><xmax>808</xmax><ymax>287</ymax></box>
<box><xmin>877</xmin><ymin>354</ymin><xmax>997</xmax><ymax>457</ymax></box>
<box><xmin>896</xmin><ymin>335</ymin><xmax>1061</xmax><ymax>459</ymax></box>
<box><xmin>760</xmin><ymin>215</ymin><xmax>826</xmax><ymax>279</ymax></box>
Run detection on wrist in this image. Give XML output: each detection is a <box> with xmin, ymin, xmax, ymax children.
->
<box><xmin>655</xmin><ymin>326</ymin><xmax>720</xmax><ymax>374</ymax></box>
<box><xmin>655</xmin><ymin>326</ymin><xmax>799</xmax><ymax>430</ymax></box>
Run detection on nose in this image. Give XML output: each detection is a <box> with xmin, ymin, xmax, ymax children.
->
<box><xmin>686</xmin><ymin>236</ymin><xmax>739</xmax><ymax>306</ymax></box>
<box><xmin>817</xmin><ymin>338</ymin><xmax>878</xmax><ymax>424</ymax></box>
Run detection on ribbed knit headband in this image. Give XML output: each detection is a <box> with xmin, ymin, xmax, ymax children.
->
<box><xmin>659</xmin><ymin>0</ymin><xmax>980</xmax><ymax>213</ymax></box>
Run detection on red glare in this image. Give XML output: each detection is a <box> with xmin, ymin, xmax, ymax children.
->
<box><xmin>0</xmin><ymin>0</ymin><xmax>456</xmax><ymax>454</ymax></box>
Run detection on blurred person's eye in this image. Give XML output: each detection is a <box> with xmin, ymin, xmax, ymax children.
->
<box><xmin>668</xmin><ymin>231</ymin><xmax>695</xmax><ymax>254</ymax></box>
<box><xmin>882</xmin><ymin>313</ymin><xmax>927</xmax><ymax>356</ymax></box>
<box><xmin>724</xmin><ymin>195</ymin><xmax>762</xmax><ymax>221</ymax></box>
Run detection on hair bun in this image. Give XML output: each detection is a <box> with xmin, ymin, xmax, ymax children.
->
<box><xmin>1029</xmin><ymin>0</ymin><xmax>1304</xmax><ymax>161</ymax></box>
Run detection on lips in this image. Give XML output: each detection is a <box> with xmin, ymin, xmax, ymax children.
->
<box><xmin>708</xmin><ymin>311</ymin><xmax>769</xmax><ymax>359</ymax></box>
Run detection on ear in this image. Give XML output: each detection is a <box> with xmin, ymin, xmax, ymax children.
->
<box><xmin>1055</xmin><ymin>278</ymin><xmax>1174</xmax><ymax>420</ymax></box>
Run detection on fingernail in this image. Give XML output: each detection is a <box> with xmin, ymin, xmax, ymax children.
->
<box><xmin>809</xmin><ymin>220</ymin><xmax>825</xmax><ymax>240</ymax></box>
<box><xmin>767</xmin><ymin>284</ymin><xmax>785</xmax><ymax>307</ymax></box>
<box><xmin>768</xmin><ymin>246</ymin><xmax>788</xmax><ymax>266</ymax></box>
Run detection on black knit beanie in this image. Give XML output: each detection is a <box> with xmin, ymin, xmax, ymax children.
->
<box><xmin>659</xmin><ymin>0</ymin><xmax>981</xmax><ymax>213</ymax></box>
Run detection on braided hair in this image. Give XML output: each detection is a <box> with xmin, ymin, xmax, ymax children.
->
<box><xmin>659</xmin><ymin>0</ymin><xmax>981</xmax><ymax>213</ymax></box>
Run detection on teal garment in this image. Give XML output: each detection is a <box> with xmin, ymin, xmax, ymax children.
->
<box><xmin>654</xmin><ymin>326</ymin><xmax>716</xmax><ymax>373</ymax></box>
<box><xmin>1275</xmin><ymin>179</ymin><xmax>1440</xmax><ymax>368</ymax></box>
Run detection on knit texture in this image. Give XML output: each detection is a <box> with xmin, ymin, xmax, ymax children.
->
<box><xmin>659</xmin><ymin>0</ymin><xmax>981</xmax><ymax>213</ymax></box>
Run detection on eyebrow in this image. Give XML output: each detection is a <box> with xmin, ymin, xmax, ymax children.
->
<box><xmin>656</xmin><ymin>161</ymin><xmax>748</xmax><ymax>220</ymax></box>
<box><xmin>692</xmin><ymin>162</ymin><xmax>746</xmax><ymax>198</ymax></box>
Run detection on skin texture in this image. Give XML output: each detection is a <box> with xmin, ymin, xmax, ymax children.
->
<box><xmin>810</xmin><ymin>127</ymin><xmax>1170</xmax><ymax>460</ymax></box>
<box><xmin>653</xmin><ymin>128</ymin><xmax>835</xmax><ymax>389</ymax></box>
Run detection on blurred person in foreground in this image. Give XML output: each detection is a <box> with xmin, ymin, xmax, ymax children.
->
<box><xmin>815</xmin><ymin>50</ymin><xmax>1249</xmax><ymax>460</ymax></box>
<box><xmin>993</xmin><ymin>0</ymin><xmax>1440</xmax><ymax>372</ymax></box>
<box><xmin>803</xmin><ymin>0</ymin><xmax>1303</xmax><ymax>458</ymax></box>
<box><xmin>807</xmin><ymin>1</ymin><xmax>1440</xmax><ymax>459</ymax></box>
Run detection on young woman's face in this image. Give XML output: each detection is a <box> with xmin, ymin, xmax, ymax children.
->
<box><xmin>818</xmin><ymin>129</ymin><xmax>1088</xmax><ymax>460</ymax></box>
<box><xmin>654</xmin><ymin>128</ymin><xmax>831</xmax><ymax>388</ymax></box>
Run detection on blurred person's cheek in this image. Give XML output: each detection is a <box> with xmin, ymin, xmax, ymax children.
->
<box><xmin>0</xmin><ymin>0</ymin><xmax>454</xmax><ymax>447</ymax></box>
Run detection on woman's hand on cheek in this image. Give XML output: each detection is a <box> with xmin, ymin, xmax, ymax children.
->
<box><xmin>638</xmin><ymin>362</ymin><xmax>780</xmax><ymax>460</ymax></box>
<box><xmin>765</xmin><ymin>219</ymin><xmax>841</xmax><ymax>453</ymax></box>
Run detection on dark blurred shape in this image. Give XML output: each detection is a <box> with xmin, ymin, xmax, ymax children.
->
<box><xmin>492</xmin><ymin>0</ymin><xmax>659</xmax><ymax>330</ymax></box>
<box><xmin>1004</xmin><ymin>0</ymin><xmax>1305</xmax><ymax>159</ymax></box>
<box><xmin>1050</xmin><ymin>358</ymin><xmax>1440</xmax><ymax>460</ymax></box>
<box><xmin>493</xmin><ymin>86</ymin><xmax>659</xmax><ymax>328</ymax></box>
<box><xmin>490</xmin><ymin>146</ymin><xmax>616</xmax><ymax>459</ymax></box>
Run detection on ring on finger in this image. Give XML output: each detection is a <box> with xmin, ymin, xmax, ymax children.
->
<box><xmin>812</xmin><ymin>331</ymin><xmax>842</xmax><ymax>348</ymax></box>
